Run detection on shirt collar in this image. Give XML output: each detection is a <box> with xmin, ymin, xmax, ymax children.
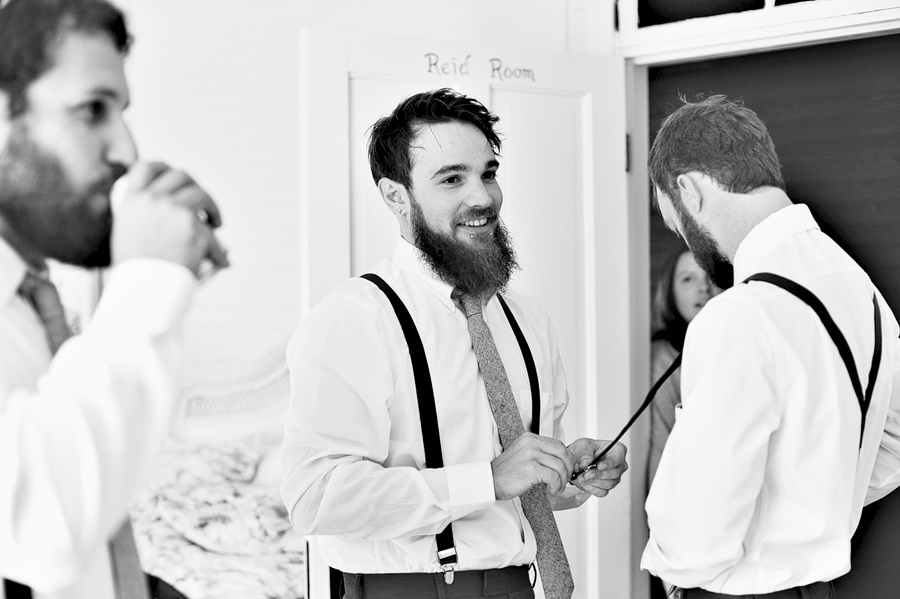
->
<box><xmin>732</xmin><ymin>203</ymin><xmax>820</xmax><ymax>283</ymax></box>
<box><xmin>391</xmin><ymin>237</ymin><xmax>459</xmax><ymax>312</ymax></box>
<box><xmin>0</xmin><ymin>235</ymin><xmax>32</xmax><ymax>308</ymax></box>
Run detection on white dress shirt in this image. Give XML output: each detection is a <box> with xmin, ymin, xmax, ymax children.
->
<box><xmin>281</xmin><ymin>237</ymin><xmax>570</xmax><ymax>574</ymax></box>
<box><xmin>0</xmin><ymin>237</ymin><xmax>197</xmax><ymax>599</ymax></box>
<box><xmin>642</xmin><ymin>204</ymin><xmax>900</xmax><ymax>594</ymax></box>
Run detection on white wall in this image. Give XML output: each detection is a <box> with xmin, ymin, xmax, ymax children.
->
<box><xmin>117</xmin><ymin>0</ymin><xmax>607</xmax><ymax>372</ymax></box>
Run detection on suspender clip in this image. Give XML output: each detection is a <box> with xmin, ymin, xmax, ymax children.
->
<box><xmin>437</xmin><ymin>547</ymin><xmax>457</xmax><ymax>584</ymax></box>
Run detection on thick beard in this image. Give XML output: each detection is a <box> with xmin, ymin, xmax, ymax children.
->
<box><xmin>0</xmin><ymin>124</ymin><xmax>122</xmax><ymax>267</ymax></box>
<box><xmin>410</xmin><ymin>197</ymin><xmax>519</xmax><ymax>299</ymax></box>
<box><xmin>672</xmin><ymin>197</ymin><xmax>734</xmax><ymax>289</ymax></box>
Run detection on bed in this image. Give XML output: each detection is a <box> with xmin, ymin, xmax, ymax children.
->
<box><xmin>130</xmin><ymin>337</ymin><xmax>308</xmax><ymax>599</ymax></box>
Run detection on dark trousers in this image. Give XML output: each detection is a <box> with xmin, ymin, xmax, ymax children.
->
<box><xmin>679</xmin><ymin>581</ymin><xmax>833</xmax><ymax>599</ymax></box>
<box><xmin>340</xmin><ymin>566</ymin><xmax>534</xmax><ymax>599</ymax></box>
<box><xmin>147</xmin><ymin>573</ymin><xmax>190</xmax><ymax>599</ymax></box>
<box><xmin>4</xmin><ymin>573</ymin><xmax>188</xmax><ymax>599</ymax></box>
<box><xmin>833</xmin><ymin>487</ymin><xmax>900</xmax><ymax>598</ymax></box>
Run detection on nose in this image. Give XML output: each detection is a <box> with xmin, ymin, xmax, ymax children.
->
<box><xmin>106</xmin><ymin>115</ymin><xmax>138</xmax><ymax>167</ymax></box>
<box><xmin>466</xmin><ymin>179</ymin><xmax>501</xmax><ymax>211</ymax></box>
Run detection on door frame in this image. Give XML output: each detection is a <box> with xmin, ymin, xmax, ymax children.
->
<box><xmin>624</xmin><ymin>9</ymin><xmax>900</xmax><ymax>599</ymax></box>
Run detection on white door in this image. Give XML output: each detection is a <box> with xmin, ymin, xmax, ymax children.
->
<box><xmin>299</xmin><ymin>28</ymin><xmax>633</xmax><ymax>599</ymax></box>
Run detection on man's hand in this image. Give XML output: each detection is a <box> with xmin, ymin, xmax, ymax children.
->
<box><xmin>491</xmin><ymin>433</ymin><xmax>576</xmax><ymax>499</ymax></box>
<box><xmin>568</xmin><ymin>439</ymin><xmax>628</xmax><ymax>497</ymax></box>
<box><xmin>112</xmin><ymin>161</ymin><xmax>229</xmax><ymax>278</ymax></box>
<box><xmin>548</xmin><ymin>489</ymin><xmax>591</xmax><ymax>511</ymax></box>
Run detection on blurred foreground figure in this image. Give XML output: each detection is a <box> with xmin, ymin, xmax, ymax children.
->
<box><xmin>0</xmin><ymin>1</ymin><xmax>227</xmax><ymax>597</ymax></box>
<box><xmin>642</xmin><ymin>95</ymin><xmax>900</xmax><ymax>599</ymax></box>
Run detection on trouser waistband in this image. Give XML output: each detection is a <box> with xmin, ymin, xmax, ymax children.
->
<box><xmin>341</xmin><ymin>565</ymin><xmax>533</xmax><ymax>599</ymax></box>
<box><xmin>680</xmin><ymin>580</ymin><xmax>833</xmax><ymax>599</ymax></box>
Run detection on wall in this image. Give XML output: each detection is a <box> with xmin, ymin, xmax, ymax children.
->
<box><xmin>116</xmin><ymin>0</ymin><xmax>595</xmax><ymax>372</ymax></box>
<box><xmin>647</xmin><ymin>33</ymin><xmax>900</xmax><ymax>316</ymax></box>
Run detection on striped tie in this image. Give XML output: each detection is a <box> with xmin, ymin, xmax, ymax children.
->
<box><xmin>455</xmin><ymin>290</ymin><xmax>575</xmax><ymax>599</ymax></box>
<box><xmin>17</xmin><ymin>271</ymin><xmax>149</xmax><ymax>599</ymax></box>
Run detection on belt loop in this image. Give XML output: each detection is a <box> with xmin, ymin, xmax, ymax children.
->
<box><xmin>433</xmin><ymin>572</ymin><xmax>449</xmax><ymax>599</ymax></box>
<box><xmin>342</xmin><ymin>573</ymin><xmax>362</xmax><ymax>599</ymax></box>
<box><xmin>799</xmin><ymin>584</ymin><xmax>810</xmax><ymax>599</ymax></box>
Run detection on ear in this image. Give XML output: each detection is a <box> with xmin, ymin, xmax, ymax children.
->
<box><xmin>675</xmin><ymin>172</ymin><xmax>705</xmax><ymax>215</ymax></box>
<box><xmin>378</xmin><ymin>177</ymin><xmax>411</xmax><ymax>218</ymax></box>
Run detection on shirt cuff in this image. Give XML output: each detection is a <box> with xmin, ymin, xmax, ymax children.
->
<box><xmin>90</xmin><ymin>258</ymin><xmax>197</xmax><ymax>336</ymax></box>
<box><xmin>445</xmin><ymin>462</ymin><xmax>496</xmax><ymax>520</ymax></box>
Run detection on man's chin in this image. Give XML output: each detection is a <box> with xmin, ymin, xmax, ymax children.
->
<box><xmin>455</xmin><ymin>228</ymin><xmax>496</xmax><ymax>245</ymax></box>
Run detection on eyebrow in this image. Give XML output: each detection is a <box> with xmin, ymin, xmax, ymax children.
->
<box><xmin>88</xmin><ymin>87</ymin><xmax>130</xmax><ymax>109</ymax></box>
<box><xmin>430</xmin><ymin>159</ymin><xmax>500</xmax><ymax>181</ymax></box>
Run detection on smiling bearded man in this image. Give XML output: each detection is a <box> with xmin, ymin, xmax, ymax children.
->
<box><xmin>280</xmin><ymin>88</ymin><xmax>629</xmax><ymax>599</ymax></box>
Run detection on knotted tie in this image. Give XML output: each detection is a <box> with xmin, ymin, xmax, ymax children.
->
<box><xmin>17</xmin><ymin>271</ymin><xmax>72</xmax><ymax>354</ymax></box>
<box><xmin>455</xmin><ymin>290</ymin><xmax>575</xmax><ymax>599</ymax></box>
<box><xmin>17</xmin><ymin>271</ymin><xmax>149</xmax><ymax>599</ymax></box>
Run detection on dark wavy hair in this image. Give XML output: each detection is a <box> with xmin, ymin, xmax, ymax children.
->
<box><xmin>0</xmin><ymin>0</ymin><xmax>131</xmax><ymax>118</ymax></box>
<box><xmin>651</xmin><ymin>248</ymin><xmax>692</xmax><ymax>351</ymax></box>
<box><xmin>649</xmin><ymin>94</ymin><xmax>784</xmax><ymax>207</ymax></box>
<box><xmin>367</xmin><ymin>88</ymin><xmax>502</xmax><ymax>190</ymax></box>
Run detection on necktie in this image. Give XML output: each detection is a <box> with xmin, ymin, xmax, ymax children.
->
<box><xmin>455</xmin><ymin>291</ymin><xmax>575</xmax><ymax>599</ymax></box>
<box><xmin>17</xmin><ymin>271</ymin><xmax>149</xmax><ymax>599</ymax></box>
<box><xmin>17</xmin><ymin>271</ymin><xmax>72</xmax><ymax>354</ymax></box>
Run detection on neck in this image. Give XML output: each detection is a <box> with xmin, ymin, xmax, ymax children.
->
<box><xmin>0</xmin><ymin>222</ymin><xmax>47</xmax><ymax>270</ymax></box>
<box><xmin>717</xmin><ymin>187</ymin><xmax>792</xmax><ymax>261</ymax></box>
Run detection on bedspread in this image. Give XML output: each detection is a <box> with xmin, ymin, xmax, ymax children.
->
<box><xmin>131</xmin><ymin>432</ymin><xmax>307</xmax><ymax>599</ymax></box>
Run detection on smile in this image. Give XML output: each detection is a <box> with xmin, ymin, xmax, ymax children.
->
<box><xmin>461</xmin><ymin>217</ymin><xmax>490</xmax><ymax>227</ymax></box>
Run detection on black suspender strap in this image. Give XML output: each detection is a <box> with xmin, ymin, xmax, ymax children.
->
<box><xmin>359</xmin><ymin>273</ymin><xmax>458</xmax><ymax>579</ymax></box>
<box><xmin>744</xmin><ymin>272</ymin><xmax>883</xmax><ymax>447</ymax></box>
<box><xmin>360</xmin><ymin>274</ymin><xmax>545</xmax><ymax>580</ymax></box>
<box><xmin>3</xmin><ymin>579</ymin><xmax>33</xmax><ymax>599</ymax></box>
<box><xmin>497</xmin><ymin>295</ymin><xmax>541</xmax><ymax>435</ymax></box>
<box><xmin>574</xmin><ymin>271</ymin><xmax>885</xmax><ymax>479</ymax></box>
<box><xmin>573</xmin><ymin>351</ymin><xmax>683</xmax><ymax>478</ymax></box>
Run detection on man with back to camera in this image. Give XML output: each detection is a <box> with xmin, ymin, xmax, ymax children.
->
<box><xmin>0</xmin><ymin>0</ymin><xmax>228</xmax><ymax>597</ymax></box>
<box><xmin>641</xmin><ymin>95</ymin><xmax>900</xmax><ymax>598</ymax></box>
<box><xmin>281</xmin><ymin>88</ymin><xmax>628</xmax><ymax>599</ymax></box>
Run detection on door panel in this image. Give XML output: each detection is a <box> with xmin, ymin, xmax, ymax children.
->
<box><xmin>489</xmin><ymin>88</ymin><xmax>585</xmax><ymax>422</ymax></box>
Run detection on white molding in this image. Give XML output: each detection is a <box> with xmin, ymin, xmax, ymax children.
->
<box><xmin>625</xmin><ymin>61</ymin><xmax>652</xmax><ymax>599</ymax></box>
<box><xmin>617</xmin><ymin>0</ymin><xmax>900</xmax><ymax>65</ymax></box>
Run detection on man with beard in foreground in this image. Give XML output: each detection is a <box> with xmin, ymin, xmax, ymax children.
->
<box><xmin>641</xmin><ymin>95</ymin><xmax>900</xmax><ymax>598</ymax></box>
<box><xmin>281</xmin><ymin>88</ymin><xmax>627</xmax><ymax>599</ymax></box>
<box><xmin>0</xmin><ymin>1</ymin><xmax>227</xmax><ymax>597</ymax></box>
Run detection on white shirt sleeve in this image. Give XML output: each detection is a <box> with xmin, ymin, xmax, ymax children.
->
<box><xmin>642</xmin><ymin>298</ymin><xmax>779</xmax><ymax>588</ymax></box>
<box><xmin>0</xmin><ymin>259</ymin><xmax>196</xmax><ymax>591</ymax></box>
<box><xmin>280</xmin><ymin>294</ymin><xmax>496</xmax><ymax>541</ymax></box>
<box><xmin>866</xmin><ymin>312</ymin><xmax>900</xmax><ymax>504</ymax></box>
